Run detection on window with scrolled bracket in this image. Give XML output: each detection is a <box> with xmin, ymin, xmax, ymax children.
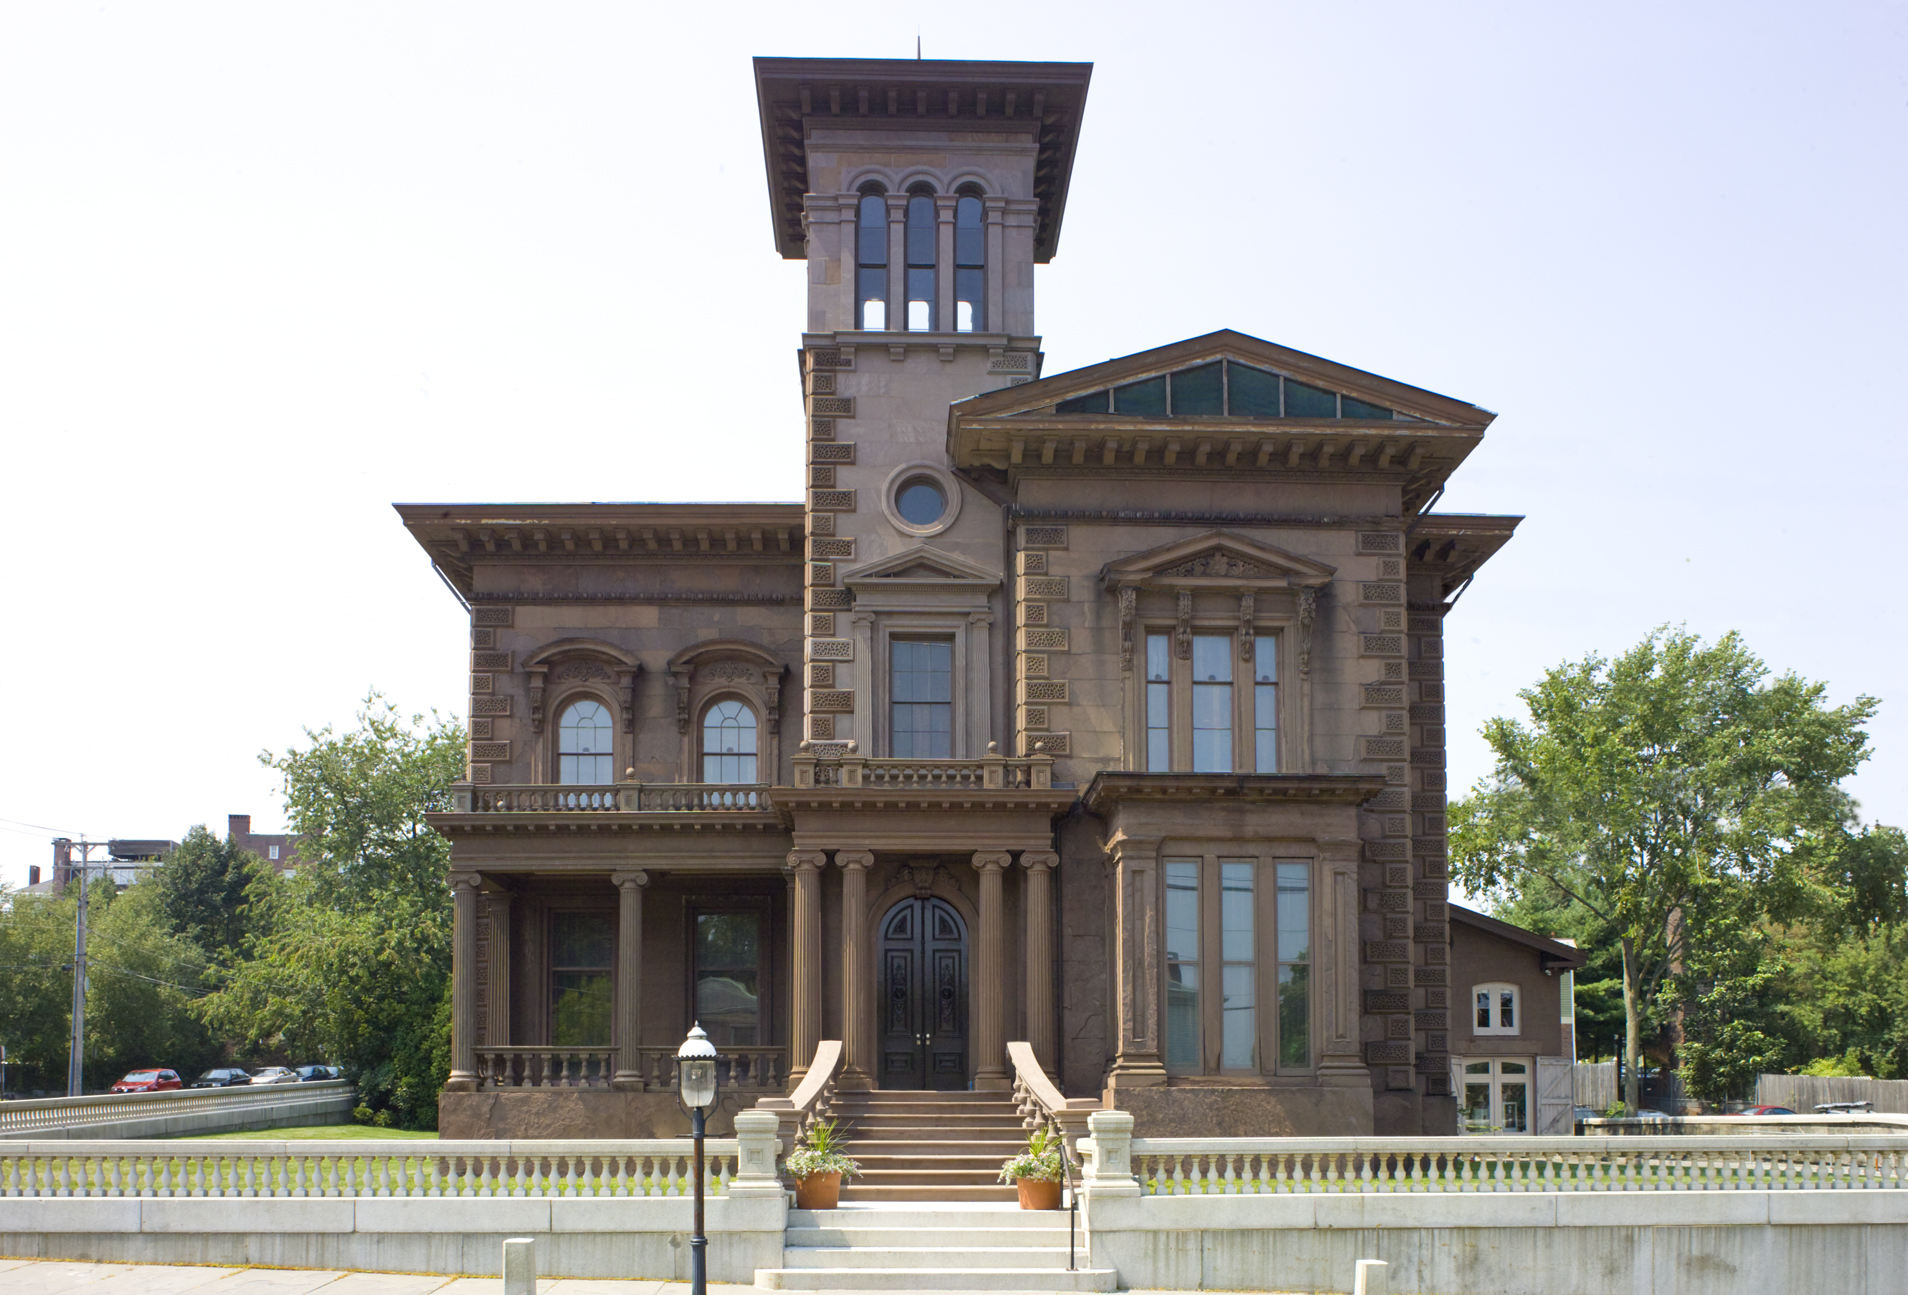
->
<box><xmin>522</xmin><ymin>638</ymin><xmax>642</xmax><ymax>784</ymax></box>
<box><xmin>666</xmin><ymin>640</ymin><xmax>787</xmax><ymax>785</ymax></box>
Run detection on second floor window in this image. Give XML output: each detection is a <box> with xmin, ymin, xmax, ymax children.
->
<box><xmin>1255</xmin><ymin>641</ymin><xmax>1279</xmax><ymax>773</ymax></box>
<box><xmin>1140</xmin><ymin>626</ymin><xmax>1281</xmax><ymax>773</ymax></box>
<box><xmin>1473</xmin><ymin>983</ymin><xmax>1520</xmax><ymax>1035</ymax></box>
<box><xmin>906</xmin><ymin>189</ymin><xmax>936</xmax><ymax>330</ymax></box>
<box><xmin>891</xmin><ymin>639</ymin><xmax>953</xmax><ymax>758</ymax></box>
<box><xmin>1191</xmin><ymin>634</ymin><xmax>1232</xmax><ymax>773</ymax></box>
<box><xmin>954</xmin><ymin>192</ymin><xmax>984</xmax><ymax>331</ymax></box>
<box><xmin>1146</xmin><ymin>633</ymin><xmax>1170</xmax><ymax>771</ymax></box>
<box><xmin>857</xmin><ymin>190</ymin><xmax>888</xmax><ymax>330</ymax></box>
<box><xmin>558</xmin><ymin>700</ymin><xmax>613</xmax><ymax>784</ymax></box>
<box><xmin>702</xmin><ymin>699</ymin><xmax>759</xmax><ymax>784</ymax></box>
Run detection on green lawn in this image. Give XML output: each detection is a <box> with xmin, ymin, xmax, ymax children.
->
<box><xmin>170</xmin><ymin>1124</ymin><xmax>439</xmax><ymax>1141</ymax></box>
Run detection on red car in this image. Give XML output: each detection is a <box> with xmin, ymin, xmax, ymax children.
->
<box><xmin>1739</xmin><ymin>1105</ymin><xmax>1797</xmax><ymax>1116</ymax></box>
<box><xmin>110</xmin><ymin>1069</ymin><xmax>182</xmax><ymax>1093</ymax></box>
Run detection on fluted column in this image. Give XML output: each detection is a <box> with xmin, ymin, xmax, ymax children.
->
<box><xmin>612</xmin><ymin>870</ymin><xmax>648</xmax><ymax>1090</ymax></box>
<box><xmin>1022</xmin><ymin>851</ymin><xmax>1058</xmax><ymax>1071</ymax></box>
<box><xmin>973</xmin><ymin>851</ymin><xmax>1012</xmax><ymax>1090</ymax></box>
<box><xmin>837</xmin><ymin>849</ymin><xmax>875</xmax><ymax>1090</ymax></box>
<box><xmin>787</xmin><ymin>850</ymin><xmax>827</xmax><ymax>1081</ymax></box>
<box><xmin>446</xmin><ymin>872</ymin><xmax>481</xmax><ymax>1091</ymax></box>
<box><xmin>486</xmin><ymin>891</ymin><xmax>512</xmax><ymax>1050</ymax></box>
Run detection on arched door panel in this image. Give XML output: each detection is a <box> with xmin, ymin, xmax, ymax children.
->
<box><xmin>878</xmin><ymin>896</ymin><xmax>969</xmax><ymax>1089</ymax></box>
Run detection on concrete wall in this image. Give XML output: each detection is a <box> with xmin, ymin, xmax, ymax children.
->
<box><xmin>1083</xmin><ymin>1191</ymin><xmax>1908</xmax><ymax>1295</ymax></box>
<box><xmin>0</xmin><ymin>1083</ymin><xmax>354</xmax><ymax>1142</ymax></box>
<box><xmin>0</xmin><ymin>1194</ymin><xmax>785</xmax><ymax>1283</ymax></box>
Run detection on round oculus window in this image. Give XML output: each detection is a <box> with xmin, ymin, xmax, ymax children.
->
<box><xmin>895</xmin><ymin>477</ymin><xmax>948</xmax><ymax>527</ymax></box>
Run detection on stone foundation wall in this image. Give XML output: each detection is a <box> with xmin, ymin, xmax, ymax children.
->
<box><xmin>436</xmin><ymin>1089</ymin><xmax>755</xmax><ymax>1140</ymax></box>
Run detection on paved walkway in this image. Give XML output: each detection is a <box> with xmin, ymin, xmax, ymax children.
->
<box><xmin>0</xmin><ymin>1258</ymin><xmax>756</xmax><ymax>1295</ymax></box>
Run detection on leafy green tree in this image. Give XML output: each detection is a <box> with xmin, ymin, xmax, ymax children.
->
<box><xmin>199</xmin><ymin>694</ymin><xmax>463</xmax><ymax>1128</ymax></box>
<box><xmin>1452</xmin><ymin>628</ymin><xmax>1876</xmax><ymax>1113</ymax></box>
<box><xmin>154</xmin><ymin>825</ymin><xmax>274</xmax><ymax>968</ymax></box>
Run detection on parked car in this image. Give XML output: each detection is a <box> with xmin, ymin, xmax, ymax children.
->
<box><xmin>1739</xmin><ymin>1105</ymin><xmax>1796</xmax><ymax>1116</ymax></box>
<box><xmin>110</xmin><ymin>1069</ymin><xmax>182</xmax><ymax>1093</ymax></box>
<box><xmin>190</xmin><ymin>1068</ymin><xmax>253</xmax><ymax>1089</ymax></box>
<box><xmin>1815</xmin><ymin>1101</ymin><xmax>1873</xmax><ymax>1114</ymax></box>
<box><xmin>294</xmin><ymin>1064</ymin><xmax>342</xmax><ymax>1082</ymax></box>
<box><xmin>249</xmin><ymin>1066</ymin><xmax>299</xmax><ymax>1085</ymax></box>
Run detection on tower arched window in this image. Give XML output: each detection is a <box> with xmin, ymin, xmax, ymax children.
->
<box><xmin>954</xmin><ymin>190</ymin><xmax>984</xmax><ymax>332</ymax></box>
<box><xmin>905</xmin><ymin>188</ymin><xmax>936</xmax><ymax>331</ymax></box>
<box><xmin>557</xmin><ymin>700</ymin><xmax>614</xmax><ymax>784</ymax></box>
<box><xmin>857</xmin><ymin>189</ymin><xmax>888</xmax><ymax>330</ymax></box>
<box><xmin>701</xmin><ymin>699</ymin><xmax>759</xmax><ymax>783</ymax></box>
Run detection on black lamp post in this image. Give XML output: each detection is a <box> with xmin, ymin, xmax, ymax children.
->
<box><xmin>676</xmin><ymin>1023</ymin><xmax>721</xmax><ymax>1295</ymax></box>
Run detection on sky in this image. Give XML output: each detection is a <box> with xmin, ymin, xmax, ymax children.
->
<box><xmin>2</xmin><ymin>1</ymin><xmax>1904</xmax><ymax>888</ymax></box>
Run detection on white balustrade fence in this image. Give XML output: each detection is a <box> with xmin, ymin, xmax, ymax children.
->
<box><xmin>0</xmin><ymin>1139</ymin><xmax>743</xmax><ymax>1199</ymax></box>
<box><xmin>0</xmin><ymin>1081</ymin><xmax>354</xmax><ymax>1140</ymax></box>
<box><xmin>1109</xmin><ymin>1136</ymin><xmax>1908</xmax><ymax>1195</ymax></box>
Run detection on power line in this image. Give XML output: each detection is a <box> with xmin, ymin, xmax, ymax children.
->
<box><xmin>0</xmin><ymin>813</ymin><xmax>94</xmax><ymax>836</ymax></box>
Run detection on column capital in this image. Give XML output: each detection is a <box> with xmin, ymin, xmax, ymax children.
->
<box><xmin>449</xmin><ymin>871</ymin><xmax>484</xmax><ymax>893</ymax></box>
<box><xmin>787</xmin><ymin>849</ymin><xmax>828</xmax><ymax>873</ymax></box>
<box><xmin>836</xmin><ymin>849</ymin><xmax>875</xmax><ymax>871</ymax></box>
<box><xmin>1106</xmin><ymin>834</ymin><xmax>1160</xmax><ymax>869</ymax></box>
<box><xmin>1021</xmin><ymin>850</ymin><xmax>1059</xmax><ymax>871</ymax></box>
<box><xmin>612</xmin><ymin>869</ymin><xmax>649</xmax><ymax>890</ymax></box>
<box><xmin>972</xmin><ymin>850</ymin><xmax>1013</xmax><ymax>872</ymax></box>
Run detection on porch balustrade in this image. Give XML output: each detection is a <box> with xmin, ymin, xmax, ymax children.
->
<box><xmin>791</xmin><ymin>748</ymin><xmax>1053</xmax><ymax>790</ymax></box>
<box><xmin>454</xmin><ymin>784</ymin><xmax>773</xmax><ymax>813</ymax></box>
<box><xmin>474</xmin><ymin>1047</ymin><xmax>618</xmax><ymax>1088</ymax></box>
<box><xmin>636</xmin><ymin>1046</ymin><xmax>786</xmax><ymax>1092</ymax></box>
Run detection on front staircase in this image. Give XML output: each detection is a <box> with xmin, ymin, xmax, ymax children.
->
<box><xmin>831</xmin><ymin>1089</ymin><xmax>1027</xmax><ymax>1202</ymax></box>
<box><xmin>756</xmin><ymin>1203</ymin><xmax>1116</xmax><ymax>1292</ymax></box>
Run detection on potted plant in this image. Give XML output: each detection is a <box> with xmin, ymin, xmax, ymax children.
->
<box><xmin>998</xmin><ymin>1125</ymin><xmax>1066</xmax><ymax>1210</ymax></box>
<box><xmin>786</xmin><ymin>1117</ymin><xmax>859</xmax><ymax>1210</ymax></box>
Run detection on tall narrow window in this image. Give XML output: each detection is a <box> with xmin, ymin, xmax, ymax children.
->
<box><xmin>891</xmin><ymin>639</ymin><xmax>953</xmax><ymax>757</ymax></box>
<box><xmin>954</xmin><ymin>192</ymin><xmax>984</xmax><ymax>332</ymax></box>
<box><xmin>701</xmin><ymin>699</ymin><xmax>758</xmax><ymax>783</ymax></box>
<box><xmin>905</xmin><ymin>189</ymin><xmax>936</xmax><ymax>331</ymax></box>
<box><xmin>1145</xmin><ymin>633</ymin><xmax>1171</xmax><ymax>771</ymax></box>
<box><xmin>694</xmin><ymin>910</ymin><xmax>763</xmax><ymax>1046</ymax></box>
<box><xmin>1220</xmin><ymin>860</ymin><xmax>1256</xmax><ymax>1070</ymax></box>
<box><xmin>550</xmin><ymin>911</ymin><xmax>614</xmax><ymax>1047</ymax></box>
<box><xmin>1164</xmin><ymin>860</ymin><xmax>1200</xmax><ymax>1070</ymax></box>
<box><xmin>857</xmin><ymin>190</ymin><xmax>888</xmax><ymax>330</ymax></box>
<box><xmin>1254</xmin><ymin>639</ymin><xmax>1279</xmax><ymax>772</ymax></box>
<box><xmin>1191</xmin><ymin>634</ymin><xmax>1233</xmax><ymax>773</ymax></box>
<box><xmin>1276</xmin><ymin>862</ymin><xmax>1311</xmax><ymax>1068</ymax></box>
<box><xmin>558</xmin><ymin>700</ymin><xmax>613</xmax><ymax>784</ymax></box>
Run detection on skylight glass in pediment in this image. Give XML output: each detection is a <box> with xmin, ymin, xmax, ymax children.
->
<box><xmin>1038</xmin><ymin>359</ymin><xmax>1410</xmax><ymax>421</ymax></box>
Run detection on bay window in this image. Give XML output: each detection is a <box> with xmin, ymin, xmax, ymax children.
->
<box><xmin>1161</xmin><ymin>853</ymin><xmax>1311</xmax><ymax>1074</ymax></box>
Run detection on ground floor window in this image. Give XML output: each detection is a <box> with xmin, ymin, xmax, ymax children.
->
<box><xmin>1163</xmin><ymin>853</ymin><xmax>1310</xmax><ymax>1074</ymax></box>
<box><xmin>1459</xmin><ymin>1057</ymin><xmax>1531</xmax><ymax>1134</ymax></box>
<box><xmin>693</xmin><ymin>906</ymin><xmax>765</xmax><ymax>1046</ymax></box>
<box><xmin>549</xmin><ymin>911</ymin><xmax>614</xmax><ymax>1046</ymax></box>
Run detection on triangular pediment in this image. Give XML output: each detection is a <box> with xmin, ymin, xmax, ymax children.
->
<box><xmin>953</xmin><ymin>329</ymin><xmax>1492</xmax><ymax>427</ymax></box>
<box><xmin>1100</xmin><ymin>530</ymin><xmax>1336</xmax><ymax>590</ymax></box>
<box><xmin>842</xmin><ymin>544</ymin><xmax>1001</xmax><ymax>587</ymax></box>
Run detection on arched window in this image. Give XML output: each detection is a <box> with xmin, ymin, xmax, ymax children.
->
<box><xmin>905</xmin><ymin>188</ymin><xmax>936</xmax><ymax>331</ymax></box>
<box><xmin>557</xmin><ymin>700</ymin><xmax>614</xmax><ymax>784</ymax></box>
<box><xmin>856</xmin><ymin>189</ymin><xmax>888</xmax><ymax>330</ymax></box>
<box><xmin>701</xmin><ymin>699</ymin><xmax>759</xmax><ymax>783</ymax></box>
<box><xmin>954</xmin><ymin>191</ymin><xmax>984</xmax><ymax>332</ymax></box>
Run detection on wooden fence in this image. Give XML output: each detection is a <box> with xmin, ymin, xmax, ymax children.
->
<box><xmin>1756</xmin><ymin>1074</ymin><xmax>1908</xmax><ymax>1113</ymax></box>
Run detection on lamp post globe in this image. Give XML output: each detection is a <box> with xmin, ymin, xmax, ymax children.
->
<box><xmin>676</xmin><ymin>1023</ymin><xmax>722</xmax><ymax>1295</ymax></box>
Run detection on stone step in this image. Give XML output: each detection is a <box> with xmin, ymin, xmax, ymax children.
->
<box><xmin>834</xmin><ymin>1090</ymin><xmax>1018</xmax><ymax>1102</ymax></box>
<box><xmin>836</xmin><ymin>1183</ymin><xmax>1020</xmax><ymax>1201</ymax></box>
<box><xmin>838</xmin><ymin>1112</ymin><xmax>1026</xmax><ymax>1127</ymax></box>
<box><xmin>851</xmin><ymin>1139</ymin><xmax>1026</xmax><ymax>1154</ymax></box>
<box><xmin>790</xmin><ymin>1206</ymin><xmax>1065</xmax><ymax>1228</ymax></box>
<box><xmin>782</xmin><ymin>1246</ymin><xmax>1079</xmax><ymax>1270</ymax></box>
<box><xmin>787</xmin><ymin>1227</ymin><xmax>1074</xmax><ymax>1247</ymax></box>
<box><xmin>756</xmin><ymin>1267</ymin><xmax>1116</xmax><ymax>1291</ymax></box>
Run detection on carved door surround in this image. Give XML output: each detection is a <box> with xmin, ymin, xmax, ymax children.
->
<box><xmin>522</xmin><ymin>639</ymin><xmax>642</xmax><ymax>782</ymax></box>
<box><xmin>841</xmin><ymin>544</ymin><xmax>1002</xmax><ymax>759</ymax></box>
<box><xmin>665</xmin><ymin>640</ymin><xmax>788</xmax><ymax>783</ymax></box>
<box><xmin>1101</xmin><ymin>530</ymin><xmax>1334</xmax><ymax>773</ymax></box>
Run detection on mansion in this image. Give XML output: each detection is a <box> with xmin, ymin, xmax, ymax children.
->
<box><xmin>399</xmin><ymin>54</ymin><xmax>1550</xmax><ymax>1141</ymax></box>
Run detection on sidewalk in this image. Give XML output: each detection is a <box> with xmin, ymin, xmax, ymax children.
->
<box><xmin>0</xmin><ymin>1258</ymin><xmax>757</xmax><ymax>1295</ymax></box>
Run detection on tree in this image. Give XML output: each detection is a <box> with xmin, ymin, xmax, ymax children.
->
<box><xmin>197</xmin><ymin>694</ymin><xmax>464</xmax><ymax>1128</ymax></box>
<box><xmin>153</xmin><ymin>825</ymin><xmax>274</xmax><ymax>968</ymax></box>
<box><xmin>1451</xmin><ymin>628</ymin><xmax>1876</xmax><ymax>1113</ymax></box>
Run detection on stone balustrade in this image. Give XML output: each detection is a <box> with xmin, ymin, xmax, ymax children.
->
<box><xmin>453</xmin><ymin>784</ymin><xmax>774</xmax><ymax>814</ymax></box>
<box><xmin>474</xmin><ymin>1048</ymin><xmax>618</xmax><ymax>1089</ymax></box>
<box><xmin>636</xmin><ymin>1046</ymin><xmax>786</xmax><ymax>1092</ymax></box>
<box><xmin>790</xmin><ymin>749</ymin><xmax>1052</xmax><ymax>790</ymax></box>
<box><xmin>0</xmin><ymin>1081</ymin><xmax>355</xmax><ymax>1142</ymax></box>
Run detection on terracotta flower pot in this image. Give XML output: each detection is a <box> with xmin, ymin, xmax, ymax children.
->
<box><xmin>794</xmin><ymin>1172</ymin><xmax>842</xmax><ymax>1209</ymax></box>
<box><xmin>1016</xmin><ymin>1177</ymin><xmax>1063</xmax><ymax>1210</ymax></box>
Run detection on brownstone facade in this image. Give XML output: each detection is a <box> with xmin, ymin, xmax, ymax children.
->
<box><xmin>400</xmin><ymin>55</ymin><xmax>1525</xmax><ymax>1137</ymax></box>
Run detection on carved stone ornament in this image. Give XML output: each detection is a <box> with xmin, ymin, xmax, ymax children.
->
<box><xmin>1156</xmin><ymin>551</ymin><xmax>1281</xmax><ymax>581</ymax></box>
<box><xmin>1118</xmin><ymin>585</ymin><xmax>1137</xmax><ymax>673</ymax></box>
<box><xmin>701</xmin><ymin>662</ymin><xmax>757</xmax><ymax>683</ymax></box>
<box><xmin>556</xmin><ymin>661</ymin><xmax>614</xmax><ymax>683</ymax></box>
<box><xmin>1239</xmin><ymin>590</ymin><xmax>1255</xmax><ymax>662</ymax></box>
<box><xmin>528</xmin><ymin>667</ymin><xmax>548</xmax><ymax>734</ymax></box>
<box><xmin>1174</xmin><ymin>589</ymin><xmax>1193</xmax><ymax>660</ymax></box>
<box><xmin>1298</xmin><ymin>586</ymin><xmax>1319</xmax><ymax>677</ymax></box>
<box><xmin>671</xmin><ymin>665</ymin><xmax>695</xmax><ymax>735</ymax></box>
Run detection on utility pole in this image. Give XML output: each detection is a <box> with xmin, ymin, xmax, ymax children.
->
<box><xmin>66</xmin><ymin>838</ymin><xmax>101</xmax><ymax>1097</ymax></box>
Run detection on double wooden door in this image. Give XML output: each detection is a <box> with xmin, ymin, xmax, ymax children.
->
<box><xmin>878</xmin><ymin>897</ymin><xmax>969</xmax><ymax>1089</ymax></box>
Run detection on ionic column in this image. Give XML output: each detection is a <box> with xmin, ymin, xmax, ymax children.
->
<box><xmin>612</xmin><ymin>870</ymin><xmax>648</xmax><ymax>1090</ymax></box>
<box><xmin>1021</xmin><ymin>851</ymin><xmax>1058</xmax><ymax>1071</ymax></box>
<box><xmin>446</xmin><ymin>872</ymin><xmax>482</xmax><ymax>1091</ymax></box>
<box><xmin>837</xmin><ymin>849</ymin><xmax>875</xmax><ymax>1090</ymax></box>
<box><xmin>973</xmin><ymin>851</ymin><xmax>1013</xmax><ymax>1090</ymax></box>
<box><xmin>787</xmin><ymin>850</ymin><xmax>827</xmax><ymax>1081</ymax></box>
<box><xmin>485</xmin><ymin>890</ymin><xmax>512</xmax><ymax>1050</ymax></box>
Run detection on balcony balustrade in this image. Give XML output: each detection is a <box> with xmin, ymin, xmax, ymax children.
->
<box><xmin>471</xmin><ymin>1045</ymin><xmax>786</xmax><ymax>1091</ymax></box>
<box><xmin>453</xmin><ymin>783</ymin><xmax>773</xmax><ymax>814</ymax></box>
<box><xmin>791</xmin><ymin>746</ymin><xmax>1053</xmax><ymax>790</ymax></box>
